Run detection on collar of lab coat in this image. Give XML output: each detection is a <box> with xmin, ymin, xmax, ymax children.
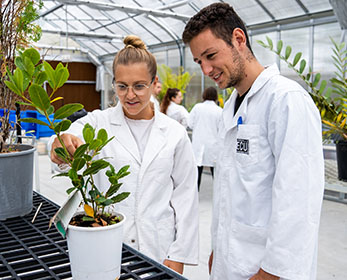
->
<box><xmin>222</xmin><ymin>64</ymin><xmax>280</xmax><ymax>131</ymax></box>
<box><xmin>109</xmin><ymin>102</ymin><xmax>168</xmax><ymax>167</ymax></box>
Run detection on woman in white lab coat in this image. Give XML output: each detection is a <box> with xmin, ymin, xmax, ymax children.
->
<box><xmin>49</xmin><ymin>35</ymin><xmax>199</xmax><ymax>274</ymax></box>
<box><xmin>188</xmin><ymin>87</ymin><xmax>222</xmax><ymax>190</ymax></box>
<box><xmin>160</xmin><ymin>88</ymin><xmax>189</xmax><ymax>128</ymax></box>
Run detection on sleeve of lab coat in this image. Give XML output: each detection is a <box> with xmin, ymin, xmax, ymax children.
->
<box><xmin>261</xmin><ymin>90</ymin><xmax>325</xmax><ymax>279</ymax></box>
<box><xmin>165</xmin><ymin>131</ymin><xmax>199</xmax><ymax>265</ymax></box>
<box><xmin>188</xmin><ymin>106</ymin><xmax>196</xmax><ymax>130</ymax></box>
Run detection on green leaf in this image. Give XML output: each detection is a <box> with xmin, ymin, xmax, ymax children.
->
<box><xmin>72</xmin><ymin>158</ymin><xmax>86</xmax><ymax>171</ymax></box>
<box><xmin>319</xmin><ymin>80</ymin><xmax>327</xmax><ymax>94</ymax></box>
<box><xmin>23</xmin><ymin>56</ymin><xmax>35</xmax><ymax>77</ymax></box>
<box><xmin>299</xmin><ymin>59</ymin><xmax>306</xmax><ymax>74</ymax></box>
<box><xmin>52</xmin><ymin>172</ymin><xmax>69</xmax><ymax>178</ymax></box>
<box><xmin>4</xmin><ymin>80</ymin><xmax>21</xmax><ymax>96</ymax></box>
<box><xmin>15</xmin><ymin>57</ymin><xmax>25</xmax><ymax>72</ymax></box>
<box><xmin>312</xmin><ymin>73</ymin><xmax>321</xmax><ymax>88</ymax></box>
<box><xmin>55</xmin><ymin>147</ymin><xmax>69</xmax><ymax>162</ymax></box>
<box><xmin>66</xmin><ymin>187</ymin><xmax>76</xmax><ymax>195</ymax></box>
<box><xmin>83</xmin><ymin>159</ymin><xmax>109</xmax><ymax>176</ymax></box>
<box><xmin>106</xmin><ymin>183</ymin><xmax>122</xmax><ymax>197</ymax></box>
<box><xmin>256</xmin><ymin>40</ymin><xmax>266</xmax><ymax>47</ymax></box>
<box><xmin>13</xmin><ymin>68</ymin><xmax>24</xmax><ymax>94</ymax></box>
<box><xmin>47</xmin><ymin>105</ymin><xmax>55</xmax><ymax>116</ymax></box>
<box><xmin>23</xmin><ymin>48</ymin><xmax>40</xmax><ymax>65</ymax></box>
<box><xmin>111</xmin><ymin>192</ymin><xmax>130</xmax><ymax>203</ymax></box>
<box><xmin>285</xmin><ymin>46</ymin><xmax>292</xmax><ymax>60</ymax></box>
<box><xmin>266</xmin><ymin>36</ymin><xmax>273</xmax><ymax>50</ymax></box>
<box><xmin>117</xmin><ymin>165</ymin><xmax>130</xmax><ymax>179</ymax></box>
<box><xmin>293</xmin><ymin>52</ymin><xmax>302</xmax><ymax>67</ymax></box>
<box><xmin>35</xmin><ymin>71</ymin><xmax>47</xmax><ymax>85</ymax></box>
<box><xmin>74</xmin><ymin>144</ymin><xmax>89</xmax><ymax>158</ymax></box>
<box><xmin>54</xmin><ymin>119</ymin><xmax>72</xmax><ymax>133</ymax></box>
<box><xmin>54</xmin><ymin>103</ymin><xmax>84</xmax><ymax>120</ymax></box>
<box><xmin>89</xmin><ymin>139</ymin><xmax>102</xmax><ymax>151</ymax></box>
<box><xmin>82</xmin><ymin>216</ymin><xmax>95</xmax><ymax>222</ymax></box>
<box><xmin>43</xmin><ymin>61</ymin><xmax>56</xmax><ymax>89</ymax></box>
<box><xmin>324</xmin><ymin>87</ymin><xmax>332</xmax><ymax>98</ymax></box>
<box><xmin>55</xmin><ymin>67</ymin><xmax>69</xmax><ymax>88</ymax></box>
<box><xmin>101</xmin><ymin>199</ymin><xmax>114</xmax><ymax>206</ymax></box>
<box><xmin>108</xmin><ymin>176</ymin><xmax>118</xmax><ymax>185</ymax></box>
<box><xmin>97</xmin><ymin>129</ymin><xmax>108</xmax><ymax>144</ymax></box>
<box><xmin>28</xmin><ymin>84</ymin><xmax>50</xmax><ymax>111</ymax></box>
<box><xmin>276</xmin><ymin>40</ymin><xmax>283</xmax><ymax>54</ymax></box>
<box><xmin>68</xmin><ymin>168</ymin><xmax>78</xmax><ymax>180</ymax></box>
<box><xmin>20</xmin><ymin>117</ymin><xmax>48</xmax><ymax>126</ymax></box>
<box><xmin>83</xmin><ymin>123</ymin><xmax>95</xmax><ymax>143</ymax></box>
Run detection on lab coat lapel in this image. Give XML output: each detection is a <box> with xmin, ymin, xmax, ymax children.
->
<box><xmin>110</xmin><ymin>104</ymin><xmax>141</xmax><ymax>165</ymax></box>
<box><xmin>222</xmin><ymin>64</ymin><xmax>280</xmax><ymax>131</ymax></box>
<box><xmin>139</xmin><ymin>112</ymin><xmax>167</xmax><ymax>179</ymax></box>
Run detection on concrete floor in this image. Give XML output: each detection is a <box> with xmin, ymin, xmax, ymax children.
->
<box><xmin>35</xmin><ymin>150</ymin><xmax>347</xmax><ymax>280</ymax></box>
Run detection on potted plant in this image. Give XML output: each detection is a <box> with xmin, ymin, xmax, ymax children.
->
<box><xmin>5</xmin><ymin>48</ymin><xmax>131</xmax><ymax>279</ymax></box>
<box><xmin>258</xmin><ymin>37</ymin><xmax>347</xmax><ymax>181</ymax></box>
<box><xmin>157</xmin><ymin>64</ymin><xmax>195</xmax><ymax>102</ymax></box>
<box><xmin>0</xmin><ymin>0</ymin><xmax>43</xmax><ymax>220</ymax></box>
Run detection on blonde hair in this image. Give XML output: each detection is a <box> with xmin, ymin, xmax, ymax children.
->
<box><xmin>113</xmin><ymin>35</ymin><xmax>157</xmax><ymax>80</ymax></box>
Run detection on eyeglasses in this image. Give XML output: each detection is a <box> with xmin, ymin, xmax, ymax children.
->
<box><xmin>112</xmin><ymin>78</ymin><xmax>154</xmax><ymax>96</ymax></box>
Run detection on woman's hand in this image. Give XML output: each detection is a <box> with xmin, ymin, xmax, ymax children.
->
<box><xmin>163</xmin><ymin>259</ymin><xmax>184</xmax><ymax>274</ymax></box>
<box><xmin>50</xmin><ymin>133</ymin><xmax>83</xmax><ymax>164</ymax></box>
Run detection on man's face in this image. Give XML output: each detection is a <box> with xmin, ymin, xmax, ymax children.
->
<box><xmin>189</xmin><ymin>28</ymin><xmax>245</xmax><ymax>89</ymax></box>
<box><xmin>154</xmin><ymin>82</ymin><xmax>162</xmax><ymax>96</ymax></box>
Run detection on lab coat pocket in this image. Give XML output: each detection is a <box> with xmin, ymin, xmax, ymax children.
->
<box><xmin>229</xmin><ymin>219</ymin><xmax>268</xmax><ymax>275</ymax></box>
<box><xmin>235</xmin><ymin>124</ymin><xmax>259</xmax><ymax>167</ymax></box>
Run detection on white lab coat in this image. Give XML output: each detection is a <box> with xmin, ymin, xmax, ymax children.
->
<box><xmin>166</xmin><ymin>101</ymin><xmax>189</xmax><ymax>128</ymax></box>
<box><xmin>188</xmin><ymin>100</ymin><xmax>222</xmax><ymax>166</ymax></box>
<box><xmin>49</xmin><ymin>103</ymin><xmax>199</xmax><ymax>265</ymax></box>
<box><xmin>211</xmin><ymin>64</ymin><xmax>324</xmax><ymax>280</ymax></box>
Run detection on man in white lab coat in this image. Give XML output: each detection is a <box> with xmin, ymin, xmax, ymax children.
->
<box><xmin>182</xmin><ymin>3</ymin><xmax>324</xmax><ymax>280</ymax></box>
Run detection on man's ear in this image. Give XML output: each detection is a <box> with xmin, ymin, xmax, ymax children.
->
<box><xmin>232</xmin><ymin>28</ymin><xmax>247</xmax><ymax>48</ymax></box>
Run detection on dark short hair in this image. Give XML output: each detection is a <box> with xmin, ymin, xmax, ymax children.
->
<box><xmin>203</xmin><ymin>87</ymin><xmax>218</xmax><ymax>101</ymax></box>
<box><xmin>182</xmin><ymin>3</ymin><xmax>253</xmax><ymax>54</ymax></box>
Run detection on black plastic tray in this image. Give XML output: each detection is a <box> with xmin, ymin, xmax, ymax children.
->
<box><xmin>0</xmin><ymin>192</ymin><xmax>187</xmax><ymax>280</ymax></box>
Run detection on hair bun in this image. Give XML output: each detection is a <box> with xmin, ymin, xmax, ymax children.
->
<box><xmin>123</xmin><ymin>35</ymin><xmax>147</xmax><ymax>50</ymax></box>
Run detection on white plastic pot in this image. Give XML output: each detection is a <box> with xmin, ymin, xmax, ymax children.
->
<box><xmin>66</xmin><ymin>212</ymin><xmax>125</xmax><ymax>280</ymax></box>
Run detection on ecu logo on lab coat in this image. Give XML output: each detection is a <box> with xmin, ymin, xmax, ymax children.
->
<box><xmin>236</xmin><ymin>138</ymin><xmax>249</xmax><ymax>154</ymax></box>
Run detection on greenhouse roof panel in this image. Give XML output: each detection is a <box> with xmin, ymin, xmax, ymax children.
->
<box><xmin>36</xmin><ymin>0</ymin><xmax>337</xmax><ymax>60</ymax></box>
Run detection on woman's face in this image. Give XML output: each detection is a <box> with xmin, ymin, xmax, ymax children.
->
<box><xmin>114</xmin><ymin>63</ymin><xmax>154</xmax><ymax>120</ymax></box>
<box><xmin>171</xmin><ymin>91</ymin><xmax>183</xmax><ymax>104</ymax></box>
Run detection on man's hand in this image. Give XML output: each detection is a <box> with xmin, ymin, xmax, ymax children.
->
<box><xmin>250</xmin><ymin>268</ymin><xmax>280</xmax><ymax>280</ymax></box>
<box><xmin>50</xmin><ymin>133</ymin><xmax>83</xmax><ymax>164</ymax></box>
<box><xmin>208</xmin><ymin>251</ymin><xmax>213</xmax><ymax>274</ymax></box>
<box><xmin>163</xmin><ymin>259</ymin><xmax>184</xmax><ymax>274</ymax></box>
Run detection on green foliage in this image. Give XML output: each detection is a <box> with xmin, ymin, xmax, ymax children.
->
<box><xmin>6</xmin><ymin>48</ymin><xmax>130</xmax><ymax>222</ymax></box>
<box><xmin>157</xmin><ymin>64</ymin><xmax>195</xmax><ymax>101</ymax></box>
<box><xmin>258</xmin><ymin>37</ymin><xmax>347</xmax><ymax>140</ymax></box>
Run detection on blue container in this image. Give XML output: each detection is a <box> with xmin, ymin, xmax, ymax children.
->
<box><xmin>21</xmin><ymin>110</ymin><xmax>60</xmax><ymax>139</ymax></box>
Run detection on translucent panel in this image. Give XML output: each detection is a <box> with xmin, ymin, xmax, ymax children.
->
<box><xmin>313</xmin><ymin>23</ymin><xmax>342</xmax><ymax>90</ymax></box>
<box><xmin>251</xmin><ymin>32</ymin><xmax>278</xmax><ymax>67</ymax></box>
<box><xmin>301</xmin><ymin>0</ymin><xmax>332</xmax><ymax>13</ymax></box>
<box><xmin>232</xmin><ymin>0</ymin><xmax>272</xmax><ymax>25</ymax></box>
<box><xmin>167</xmin><ymin>49</ymin><xmax>180</xmax><ymax>68</ymax></box>
<box><xmin>261</xmin><ymin>0</ymin><xmax>306</xmax><ymax>20</ymax></box>
<box><xmin>184</xmin><ymin>48</ymin><xmax>203</xmax><ymax>109</ymax></box>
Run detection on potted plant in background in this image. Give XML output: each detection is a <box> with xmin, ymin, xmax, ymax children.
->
<box><xmin>0</xmin><ymin>0</ymin><xmax>42</xmax><ymax>220</ymax></box>
<box><xmin>258</xmin><ymin>37</ymin><xmax>347</xmax><ymax>181</ymax></box>
<box><xmin>157</xmin><ymin>64</ymin><xmax>195</xmax><ymax>102</ymax></box>
<box><xmin>5</xmin><ymin>48</ymin><xmax>131</xmax><ymax>279</ymax></box>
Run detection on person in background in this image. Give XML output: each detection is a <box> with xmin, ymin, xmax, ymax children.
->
<box><xmin>188</xmin><ymin>86</ymin><xmax>222</xmax><ymax>191</ymax></box>
<box><xmin>49</xmin><ymin>35</ymin><xmax>199</xmax><ymax>274</ymax></box>
<box><xmin>183</xmin><ymin>3</ymin><xmax>324</xmax><ymax>280</ymax></box>
<box><xmin>150</xmin><ymin>81</ymin><xmax>161</xmax><ymax>110</ymax></box>
<box><xmin>160</xmin><ymin>88</ymin><xmax>189</xmax><ymax>128</ymax></box>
